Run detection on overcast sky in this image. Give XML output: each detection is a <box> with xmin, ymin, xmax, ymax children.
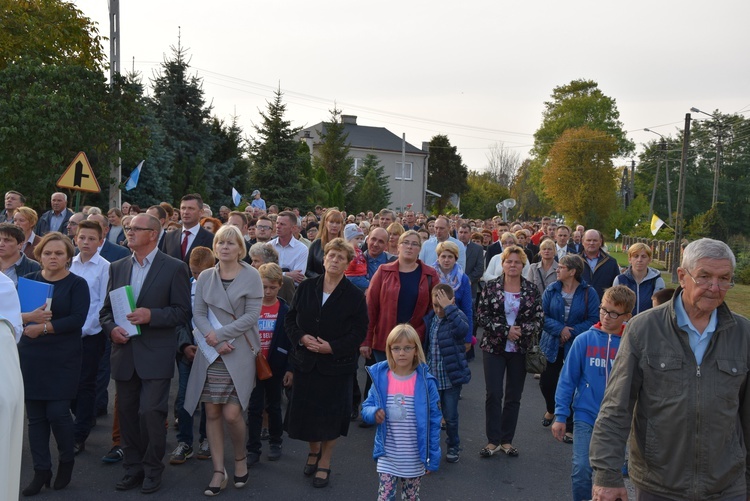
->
<box><xmin>74</xmin><ymin>0</ymin><xmax>750</xmax><ymax>172</ymax></box>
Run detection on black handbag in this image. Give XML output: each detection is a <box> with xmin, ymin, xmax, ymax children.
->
<box><xmin>525</xmin><ymin>329</ymin><xmax>547</xmax><ymax>374</ymax></box>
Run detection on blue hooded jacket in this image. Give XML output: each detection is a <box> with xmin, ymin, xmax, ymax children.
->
<box><xmin>540</xmin><ymin>280</ymin><xmax>599</xmax><ymax>363</ymax></box>
<box><xmin>422</xmin><ymin>304</ymin><xmax>471</xmax><ymax>387</ymax></box>
<box><xmin>613</xmin><ymin>266</ymin><xmax>666</xmax><ymax>315</ymax></box>
<box><xmin>361</xmin><ymin>361</ymin><xmax>442</xmax><ymax>472</ymax></box>
<box><xmin>553</xmin><ymin>324</ymin><xmax>622</xmax><ymax>427</ymax></box>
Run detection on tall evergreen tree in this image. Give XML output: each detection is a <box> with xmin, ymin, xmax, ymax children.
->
<box><xmin>207</xmin><ymin>116</ymin><xmax>250</xmax><ymax>208</ymax></box>
<box><xmin>312</xmin><ymin>107</ymin><xmax>353</xmax><ymax>192</ymax></box>
<box><xmin>427</xmin><ymin>134</ymin><xmax>468</xmax><ymax>214</ymax></box>
<box><xmin>249</xmin><ymin>89</ymin><xmax>305</xmax><ymax>208</ymax></box>
<box><xmin>149</xmin><ymin>44</ymin><xmax>214</xmax><ymax>204</ymax></box>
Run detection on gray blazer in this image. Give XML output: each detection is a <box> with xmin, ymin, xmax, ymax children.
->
<box><xmin>464</xmin><ymin>241</ymin><xmax>485</xmax><ymax>298</ymax></box>
<box><xmin>526</xmin><ymin>260</ymin><xmax>559</xmax><ymax>296</ymax></box>
<box><xmin>184</xmin><ymin>262</ymin><xmax>263</xmax><ymax>413</ymax></box>
<box><xmin>100</xmin><ymin>250</ymin><xmax>191</xmax><ymax>380</ymax></box>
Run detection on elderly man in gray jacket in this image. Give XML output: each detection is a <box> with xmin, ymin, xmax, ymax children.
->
<box><xmin>589</xmin><ymin>238</ymin><xmax>750</xmax><ymax>501</ymax></box>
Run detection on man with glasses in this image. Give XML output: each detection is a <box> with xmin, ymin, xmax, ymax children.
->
<box><xmin>254</xmin><ymin>216</ymin><xmax>274</xmax><ymax>244</ymax></box>
<box><xmin>590</xmin><ymin>238</ymin><xmax>750</xmax><ymax>501</ymax></box>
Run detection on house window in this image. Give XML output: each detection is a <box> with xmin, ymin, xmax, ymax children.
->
<box><xmin>352</xmin><ymin>157</ymin><xmax>364</xmax><ymax>176</ymax></box>
<box><xmin>395</xmin><ymin>161</ymin><xmax>413</xmax><ymax>181</ymax></box>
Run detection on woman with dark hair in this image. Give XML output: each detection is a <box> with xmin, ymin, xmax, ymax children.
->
<box><xmin>361</xmin><ymin>230</ymin><xmax>439</xmax><ymax>364</ymax></box>
<box><xmin>476</xmin><ymin>246</ymin><xmax>543</xmax><ymax>458</ymax></box>
<box><xmin>538</xmin><ymin>254</ymin><xmax>599</xmax><ymax>441</ymax></box>
<box><xmin>286</xmin><ymin>238</ymin><xmax>368</xmax><ymax>488</ymax></box>
<box><xmin>18</xmin><ymin>232</ymin><xmax>90</xmax><ymax>495</ymax></box>
<box><xmin>305</xmin><ymin>209</ymin><xmax>344</xmax><ymax>278</ymax></box>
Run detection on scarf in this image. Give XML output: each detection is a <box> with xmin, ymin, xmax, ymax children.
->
<box><xmin>433</xmin><ymin>260</ymin><xmax>465</xmax><ymax>292</ymax></box>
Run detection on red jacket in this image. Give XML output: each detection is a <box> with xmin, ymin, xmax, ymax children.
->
<box><xmin>363</xmin><ymin>259</ymin><xmax>439</xmax><ymax>352</ymax></box>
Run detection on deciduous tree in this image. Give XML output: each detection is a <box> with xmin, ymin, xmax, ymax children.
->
<box><xmin>427</xmin><ymin>134</ymin><xmax>468</xmax><ymax>214</ymax></box>
<box><xmin>460</xmin><ymin>171</ymin><xmax>510</xmax><ymax>219</ymax></box>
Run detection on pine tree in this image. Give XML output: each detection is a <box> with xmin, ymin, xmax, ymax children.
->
<box><xmin>249</xmin><ymin>88</ymin><xmax>306</xmax><ymax>208</ymax></box>
<box><xmin>149</xmin><ymin>44</ymin><xmax>214</xmax><ymax>203</ymax></box>
<box><xmin>427</xmin><ymin>134</ymin><xmax>468</xmax><ymax>214</ymax></box>
<box><xmin>207</xmin><ymin>116</ymin><xmax>250</xmax><ymax>208</ymax></box>
<box><xmin>312</xmin><ymin>107</ymin><xmax>353</xmax><ymax>193</ymax></box>
<box><xmin>347</xmin><ymin>154</ymin><xmax>392</xmax><ymax>213</ymax></box>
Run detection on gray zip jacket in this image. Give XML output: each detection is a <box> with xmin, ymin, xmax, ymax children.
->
<box><xmin>590</xmin><ymin>288</ymin><xmax>750</xmax><ymax>500</ymax></box>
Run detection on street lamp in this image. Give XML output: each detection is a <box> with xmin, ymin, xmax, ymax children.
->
<box><xmin>643</xmin><ymin>128</ymin><xmax>673</xmax><ymax>224</ymax></box>
<box><xmin>690</xmin><ymin>107</ymin><xmax>724</xmax><ymax>207</ymax></box>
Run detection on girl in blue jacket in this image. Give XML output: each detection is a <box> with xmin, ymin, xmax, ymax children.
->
<box><xmin>362</xmin><ymin>324</ymin><xmax>442</xmax><ymax>501</ymax></box>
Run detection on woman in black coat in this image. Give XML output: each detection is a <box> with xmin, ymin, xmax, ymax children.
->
<box><xmin>286</xmin><ymin>238</ymin><xmax>368</xmax><ymax>488</ymax></box>
<box><xmin>18</xmin><ymin>232</ymin><xmax>89</xmax><ymax>496</ymax></box>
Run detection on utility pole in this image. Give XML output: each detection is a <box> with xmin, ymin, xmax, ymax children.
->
<box><xmin>712</xmin><ymin>130</ymin><xmax>722</xmax><ymax>207</ymax></box>
<box><xmin>630</xmin><ymin>159</ymin><xmax>635</xmax><ymax>204</ymax></box>
<box><xmin>108</xmin><ymin>0</ymin><xmax>122</xmax><ymax>209</ymax></box>
<box><xmin>672</xmin><ymin>114</ymin><xmax>691</xmax><ymax>283</ymax></box>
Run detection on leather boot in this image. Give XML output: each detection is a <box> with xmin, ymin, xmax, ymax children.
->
<box><xmin>53</xmin><ymin>460</ymin><xmax>74</xmax><ymax>490</ymax></box>
<box><xmin>22</xmin><ymin>469</ymin><xmax>52</xmax><ymax>496</ymax></box>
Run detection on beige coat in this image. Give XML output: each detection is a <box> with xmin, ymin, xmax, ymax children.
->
<box><xmin>184</xmin><ymin>262</ymin><xmax>263</xmax><ymax>412</ymax></box>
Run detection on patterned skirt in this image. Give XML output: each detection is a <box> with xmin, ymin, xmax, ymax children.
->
<box><xmin>200</xmin><ymin>359</ymin><xmax>240</xmax><ymax>407</ymax></box>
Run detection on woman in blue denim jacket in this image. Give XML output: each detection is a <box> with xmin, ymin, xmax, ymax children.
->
<box><xmin>538</xmin><ymin>254</ymin><xmax>599</xmax><ymax>442</ymax></box>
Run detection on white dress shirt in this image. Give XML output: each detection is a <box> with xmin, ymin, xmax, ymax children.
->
<box><xmin>270</xmin><ymin>236</ymin><xmax>308</xmax><ymax>275</ymax></box>
<box><xmin>70</xmin><ymin>251</ymin><xmax>110</xmax><ymax>337</ymax></box>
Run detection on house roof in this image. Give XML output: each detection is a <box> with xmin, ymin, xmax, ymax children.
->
<box><xmin>300</xmin><ymin>121</ymin><xmax>427</xmax><ymax>156</ymax></box>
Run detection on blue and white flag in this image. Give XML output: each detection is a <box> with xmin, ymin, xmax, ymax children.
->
<box><xmin>125</xmin><ymin>160</ymin><xmax>144</xmax><ymax>191</ymax></box>
<box><xmin>614</xmin><ymin>228</ymin><xmax>621</xmax><ymax>239</ymax></box>
<box><xmin>231</xmin><ymin>187</ymin><xmax>241</xmax><ymax>206</ymax></box>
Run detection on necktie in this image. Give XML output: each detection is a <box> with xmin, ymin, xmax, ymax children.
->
<box><xmin>181</xmin><ymin>230</ymin><xmax>190</xmax><ymax>259</ymax></box>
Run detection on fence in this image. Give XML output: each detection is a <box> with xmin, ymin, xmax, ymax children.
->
<box><xmin>621</xmin><ymin>235</ymin><xmax>678</xmax><ymax>271</ymax></box>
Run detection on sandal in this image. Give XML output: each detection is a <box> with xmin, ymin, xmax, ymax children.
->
<box><xmin>233</xmin><ymin>457</ymin><xmax>248</xmax><ymax>488</ymax></box>
<box><xmin>500</xmin><ymin>444</ymin><xmax>519</xmax><ymax>457</ymax></box>
<box><xmin>203</xmin><ymin>469</ymin><xmax>227</xmax><ymax>496</ymax></box>
<box><xmin>542</xmin><ymin>413</ymin><xmax>554</xmax><ymax>427</ymax></box>
<box><xmin>479</xmin><ymin>444</ymin><xmax>501</xmax><ymax>457</ymax></box>
<box><xmin>303</xmin><ymin>451</ymin><xmax>321</xmax><ymax>476</ymax></box>
<box><xmin>313</xmin><ymin>467</ymin><xmax>331</xmax><ymax>488</ymax></box>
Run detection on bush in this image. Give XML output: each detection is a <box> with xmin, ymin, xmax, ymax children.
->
<box><xmin>728</xmin><ymin>235</ymin><xmax>750</xmax><ymax>285</ymax></box>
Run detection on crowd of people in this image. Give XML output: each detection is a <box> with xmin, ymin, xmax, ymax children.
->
<box><xmin>0</xmin><ymin>188</ymin><xmax>747</xmax><ymax>501</ymax></box>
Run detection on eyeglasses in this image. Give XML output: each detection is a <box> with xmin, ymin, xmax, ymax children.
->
<box><xmin>400</xmin><ymin>241</ymin><xmax>420</xmax><ymax>248</ymax></box>
<box><xmin>685</xmin><ymin>269</ymin><xmax>734</xmax><ymax>291</ymax></box>
<box><xmin>390</xmin><ymin>346</ymin><xmax>416</xmax><ymax>353</ymax></box>
<box><xmin>256</xmin><ymin>225</ymin><xmax>272</xmax><ymax>231</ymax></box>
<box><xmin>599</xmin><ymin>306</ymin><xmax>628</xmax><ymax>319</ymax></box>
<box><xmin>124</xmin><ymin>226</ymin><xmax>155</xmax><ymax>233</ymax></box>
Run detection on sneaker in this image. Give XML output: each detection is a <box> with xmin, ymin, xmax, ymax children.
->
<box><xmin>267</xmin><ymin>444</ymin><xmax>282</xmax><ymax>461</ymax></box>
<box><xmin>196</xmin><ymin>440</ymin><xmax>211</xmax><ymax>460</ymax></box>
<box><xmin>246</xmin><ymin>451</ymin><xmax>261</xmax><ymax>467</ymax></box>
<box><xmin>102</xmin><ymin>445</ymin><xmax>124</xmax><ymax>464</ymax></box>
<box><xmin>168</xmin><ymin>442</ymin><xmax>194</xmax><ymax>465</ymax></box>
<box><xmin>446</xmin><ymin>447</ymin><xmax>460</xmax><ymax>463</ymax></box>
<box><xmin>260</xmin><ymin>428</ymin><xmax>270</xmax><ymax>441</ymax></box>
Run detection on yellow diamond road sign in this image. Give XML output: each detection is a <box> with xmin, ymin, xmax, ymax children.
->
<box><xmin>57</xmin><ymin>152</ymin><xmax>101</xmax><ymax>193</ymax></box>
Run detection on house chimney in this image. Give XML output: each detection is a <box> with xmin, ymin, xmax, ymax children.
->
<box><xmin>422</xmin><ymin>142</ymin><xmax>430</xmax><ymax>152</ymax></box>
<box><xmin>341</xmin><ymin>115</ymin><xmax>357</xmax><ymax>125</ymax></box>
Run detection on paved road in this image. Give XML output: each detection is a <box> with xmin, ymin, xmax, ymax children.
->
<box><xmin>19</xmin><ymin>353</ymin><xmax>634</xmax><ymax>500</ymax></box>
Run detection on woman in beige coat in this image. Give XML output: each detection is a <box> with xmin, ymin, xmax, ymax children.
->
<box><xmin>184</xmin><ymin>225</ymin><xmax>263</xmax><ymax>496</ymax></box>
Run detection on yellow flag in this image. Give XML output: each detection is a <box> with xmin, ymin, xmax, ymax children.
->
<box><xmin>650</xmin><ymin>214</ymin><xmax>665</xmax><ymax>236</ymax></box>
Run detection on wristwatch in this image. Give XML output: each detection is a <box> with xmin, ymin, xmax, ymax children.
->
<box><xmin>43</xmin><ymin>322</ymin><xmax>48</xmax><ymax>335</ymax></box>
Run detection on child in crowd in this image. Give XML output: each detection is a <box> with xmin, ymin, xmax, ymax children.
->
<box><xmin>343</xmin><ymin>223</ymin><xmax>369</xmax><ymax>291</ymax></box>
<box><xmin>422</xmin><ymin>284</ymin><xmax>470</xmax><ymax>463</ymax></box>
<box><xmin>171</xmin><ymin>247</ymin><xmax>214</xmax><ymax>464</ymax></box>
<box><xmin>652</xmin><ymin>287</ymin><xmax>675</xmax><ymax>307</ymax></box>
<box><xmin>362</xmin><ymin>324</ymin><xmax>442</xmax><ymax>501</ymax></box>
<box><xmin>246</xmin><ymin>263</ymin><xmax>292</xmax><ymax>465</ymax></box>
<box><xmin>551</xmin><ymin>285</ymin><xmax>636</xmax><ymax>501</ymax></box>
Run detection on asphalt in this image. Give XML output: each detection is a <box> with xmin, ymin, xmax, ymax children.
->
<box><xmin>18</xmin><ymin>351</ymin><xmax>635</xmax><ymax>500</ymax></box>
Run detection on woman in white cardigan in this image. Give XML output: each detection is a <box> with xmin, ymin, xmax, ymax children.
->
<box><xmin>482</xmin><ymin>232</ymin><xmax>530</xmax><ymax>283</ymax></box>
<box><xmin>184</xmin><ymin>225</ymin><xmax>263</xmax><ymax>496</ymax></box>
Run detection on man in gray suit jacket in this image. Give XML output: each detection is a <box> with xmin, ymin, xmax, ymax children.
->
<box><xmin>458</xmin><ymin>223</ymin><xmax>484</xmax><ymax>299</ymax></box>
<box><xmin>100</xmin><ymin>214</ymin><xmax>191</xmax><ymax>494</ymax></box>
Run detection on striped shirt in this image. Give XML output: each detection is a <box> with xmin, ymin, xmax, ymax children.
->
<box><xmin>377</xmin><ymin>371</ymin><xmax>424</xmax><ymax>478</ymax></box>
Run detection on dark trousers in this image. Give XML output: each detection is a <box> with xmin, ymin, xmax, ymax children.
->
<box><xmin>353</xmin><ymin>354</ymin><xmax>376</xmax><ymax>411</ymax></box>
<box><xmin>175</xmin><ymin>358</ymin><xmax>206</xmax><ymax>445</ymax></box>
<box><xmin>539</xmin><ymin>347</ymin><xmax>573</xmax><ymax>433</ymax></box>
<box><xmin>246</xmin><ymin>374</ymin><xmax>284</xmax><ymax>453</ymax></box>
<box><xmin>483</xmin><ymin>350</ymin><xmax>526</xmax><ymax>445</ymax></box>
<box><xmin>26</xmin><ymin>399</ymin><xmax>75</xmax><ymax>470</ymax></box>
<box><xmin>116</xmin><ymin>376</ymin><xmax>171</xmax><ymax>478</ymax></box>
<box><xmin>73</xmin><ymin>332</ymin><xmax>105</xmax><ymax>443</ymax></box>
<box><xmin>95</xmin><ymin>335</ymin><xmax>112</xmax><ymax>413</ymax></box>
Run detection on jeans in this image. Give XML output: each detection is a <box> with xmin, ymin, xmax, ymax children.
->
<box><xmin>27</xmin><ymin>399</ymin><xmax>75</xmax><ymax>470</ymax></box>
<box><xmin>483</xmin><ymin>350</ymin><xmax>526</xmax><ymax>445</ymax></box>
<box><xmin>439</xmin><ymin>385</ymin><xmax>462</xmax><ymax>448</ymax></box>
<box><xmin>73</xmin><ymin>332</ymin><xmax>105</xmax><ymax>443</ymax></box>
<box><xmin>175</xmin><ymin>357</ymin><xmax>206</xmax><ymax>445</ymax></box>
<box><xmin>571</xmin><ymin>420</ymin><xmax>593</xmax><ymax>501</ymax></box>
<box><xmin>246</xmin><ymin>374</ymin><xmax>284</xmax><ymax>453</ymax></box>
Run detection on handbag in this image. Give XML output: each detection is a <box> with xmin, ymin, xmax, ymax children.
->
<box><xmin>243</xmin><ymin>334</ymin><xmax>272</xmax><ymax>381</ymax></box>
<box><xmin>525</xmin><ymin>329</ymin><xmax>547</xmax><ymax>374</ymax></box>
